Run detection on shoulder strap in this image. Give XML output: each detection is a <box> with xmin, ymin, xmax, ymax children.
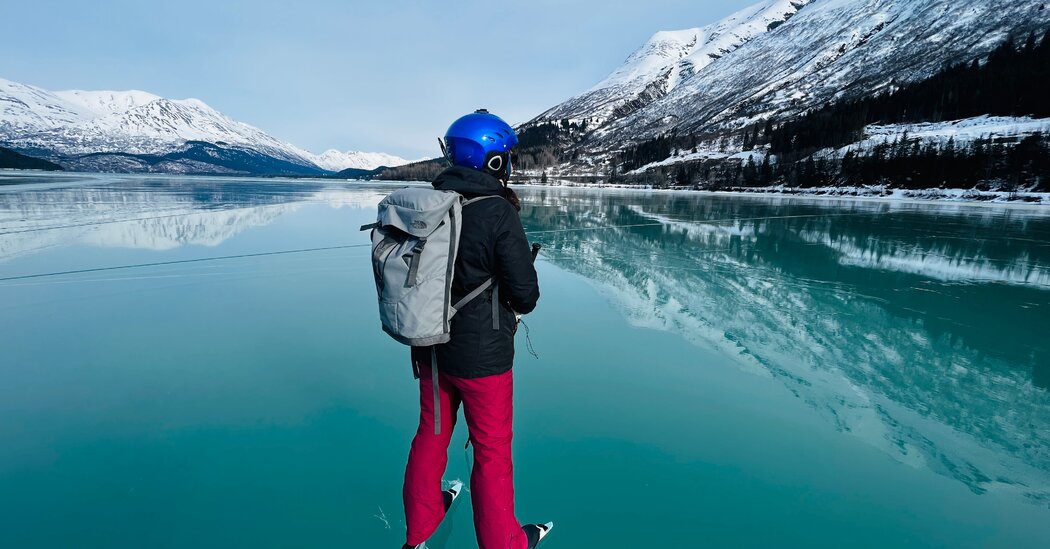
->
<box><xmin>446</xmin><ymin>195</ymin><xmax>502</xmax><ymax>318</ymax></box>
<box><xmin>451</xmin><ymin>278</ymin><xmax>493</xmax><ymax>313</ymax></box>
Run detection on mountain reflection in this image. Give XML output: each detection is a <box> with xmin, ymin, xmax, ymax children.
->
<box><xmin>520</xmin><ymin>189</ymin><xmax>1050</xmax><ymax>504</ymax></box>
<box><xmin>0</xmin><ymin>176</ymin><xmax>388</xmax><ymax>260</ymax></box>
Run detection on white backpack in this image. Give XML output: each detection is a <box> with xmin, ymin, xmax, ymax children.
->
<box><xmin>361</xmin><ymin>187</ymin><xmax>506</xmax><ymax>436</ymax></box>
<box><xmin>361</xmin><ymin>187</ymin><xmax>499</xmax><ymax>347</ymax></box>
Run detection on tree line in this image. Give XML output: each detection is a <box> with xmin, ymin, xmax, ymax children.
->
<box><xmin>376</xmin><ymin>158</ymin><xmax>445</xmax><ymax>182</ymax></box>
<box><xmin>767</xmin><ymin>31</ymin><xmax>1050</xmax><ymax>156</ymax></box>
<box><xmin>644</xmin><ymin>133</ymin><xmax>1050</xmax><ymax>192</ymax></box>
<box><xmin>512</xmin><ymin>119</ymin><xmax>590</xmax><ymax>171</ymax></box>
<box><xmin>377</xmin><ymin>118</ymin><xmax>597</xmax><ymax>181</ymax></box>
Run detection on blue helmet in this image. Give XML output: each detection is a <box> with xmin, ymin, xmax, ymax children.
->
<box><xmin>440</xmin><ymin>109</ymin><xmax>518</xmax><ymax>178</ymax></box>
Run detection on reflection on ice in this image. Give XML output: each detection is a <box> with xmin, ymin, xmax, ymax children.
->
<box><xmin>0</xmin><ymin>175</ymin><xmax>391</xmax><ymax>261</ymax></box>
<box><xmin>3</xmin><ymin>176</ymin><xmax>1049</xmax><ymax>506</ymax></box>
<box><xmin>796</xmin><ymin>229</ymin><xmax>1050</xmax><ymax>288</ymax></box>
<box><xmin>521</xmin><ymin>189</ymin><xmax>1050</xmax><ymax>504</ymax></box>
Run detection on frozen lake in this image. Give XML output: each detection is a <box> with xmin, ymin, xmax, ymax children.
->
<box><xmin>1</xmin><ymin>172</ymin><xmax>1049</xmax><ymax>547</ymax></box>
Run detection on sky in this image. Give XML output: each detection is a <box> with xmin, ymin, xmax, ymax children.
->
<box><xmin>3</xmin><ymin>0</ymin><xmax>756</xmax><ymax>159</ymax></box>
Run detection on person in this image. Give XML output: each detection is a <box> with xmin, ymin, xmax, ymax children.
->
<box><xmin>402</xmin><ymin>110</ymin><xmax>551</xmax><ymax>549</ymax></box>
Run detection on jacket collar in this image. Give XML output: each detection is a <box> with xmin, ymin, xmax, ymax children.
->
<box><xmin>432</xmin><ymin>166</ymin><xmax>504</xmax><ymax>197</ymax></box>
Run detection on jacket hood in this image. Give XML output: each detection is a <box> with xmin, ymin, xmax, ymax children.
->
<box><xmin>432</xmin><ymin>166</ymin><xmax>504</xmax><ymax>197</ymax></box>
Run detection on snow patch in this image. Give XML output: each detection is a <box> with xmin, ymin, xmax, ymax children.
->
<box><xmin>839</xmin><ymin>116</ymin><xmax>1050</xmax><ymax>154</ymax></box>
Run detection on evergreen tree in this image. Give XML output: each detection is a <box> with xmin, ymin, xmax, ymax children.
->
<box><xmin>742</xmin><ymin>156</ymin><xmax>759</xmax><ymax>186</ymax></box>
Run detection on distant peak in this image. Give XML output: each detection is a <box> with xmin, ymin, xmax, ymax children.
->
<box><xmin>647</xmin><ymin>28</ymin><xmax>702</xmax><ymax>45</ymax></box>
<box><xmin>305</xmin><ymin>149</ymin><xmax>413</xmax><ymax>171</ymax></box>
<box><xmin>588</xmin><ymin>0</ymin><xmax>811</xmax><ymax>94</ymax></box>
<box><xmin>174</xmin><ymin>97</ymin><xmax>210</xmax><ymax>109</ymax></box>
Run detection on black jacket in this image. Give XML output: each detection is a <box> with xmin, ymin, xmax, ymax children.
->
<box><xmin>422</xmin><ymin>166</ymin><xmax>540</xmax><ymax>378</ymax></box>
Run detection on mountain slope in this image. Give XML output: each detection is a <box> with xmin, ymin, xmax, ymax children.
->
<box><xmin>0</xmin><ymin>78</ymin><xmax>93</xmax><ymax>136</ymax></box>
<box><xmin>53</xmin><ymin>89</ymin><xmax>162</xmax><ymax>117</ymax></box>
<box><xmin>603</xmin><ymin>33</ymin><xmax>1050</xmax><ymax>192</ymax></box>
<box><xmin>528</xmin><ymin>0</ymin><xmax>1050</xmax><ymax>163</ymax></box>
<box><xmin>533</xmin><ymin>0</ymin><xmax>812</xmax><ymax>125</ymax></box>
<box><xmin>0</xmin><ymin>78</ymin><xmax>316</xmax><ymax>166</ymax></box>
<box><xmin>595</xmin><ymin>0</ymin><xmax>1050</xmax><ymax>145</ymax></box>
<box><xmin>0</xmin><ymin>78</ymin><xmax>407</xmax><ymax>176</ymax></box>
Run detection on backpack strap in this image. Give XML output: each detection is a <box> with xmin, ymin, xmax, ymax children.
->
<box><xmin>462</xmin><ymin>195</ymin><xmax>500</xmax><ymax>207</ymax></box>
<box><xmin>449</xmin><ymin>278</ymin><xmax>501</xmax><ymax>330</ymax></box>
<box><xmin>451</xmin><ymin>278</ymin><xmax>493</xmax><ymax>312</ymax></box>
<box><xmin>431</xmin><ymin>346</ymin><xmax>441</xmax><ymax>435</ymax></box>
<box><xmin>403</xmin><ymin>239</ymin><xmax>427</xmax><ymax>287</ymax></box>
<box><xmin>492</xmin><ymin>283</ymin><xmax>500</xmax><ymax>330</ymax></box>
<box><xmin>446</xmin><ymin>195</ymin><xmax>504</xmax><ymax>328</ymax></box>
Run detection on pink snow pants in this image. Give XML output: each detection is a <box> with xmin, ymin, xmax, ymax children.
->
<box><xmin>403</xmin><ymin>351</ymin><xmax>526</xmax><ymax>549</ymax></box>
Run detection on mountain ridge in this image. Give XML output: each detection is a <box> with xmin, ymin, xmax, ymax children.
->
<box><xmin>514</xmin><ymin>0</ymin><xmax>1050</xmax><ymax>191</ymax></box>
<box><xmin>0</xmin><ymin>77</ymin><xmax>410</xmax><ymax>175</ymax></box>
<box><xmin>587</xmin><ymin>0</ymin><xmax>1050</xmax><ymax>145</ymax></box>
<box><xmin>534</xmin><ymin>0</ymin><xmax>813</xmax><ymax>126</ymax></box>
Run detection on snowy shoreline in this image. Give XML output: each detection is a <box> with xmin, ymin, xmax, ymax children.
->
<box><xmin>4</xmin><ymin>169</ymin><xmax>1048</xmax><ymax>208</ymax></box>
<box><xmin>513</xmin><ymin>181</ymin><xmax>1050</xmax><ymax>206</ymax></box>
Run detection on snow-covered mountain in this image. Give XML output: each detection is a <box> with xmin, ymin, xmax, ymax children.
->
<box><xmin>0</xmin><ymin>77</ymin><xmax>406</xmax><ymax>175</ymax></box>
<box><xmin>0</xmin><ymin>78</ymin><xmax>94</xmax><ymax>134</ymax></box>
<box><xmin>530</xmin><ymin>0</ymin><xmax>1050</xmax><ymax>153</ymax></box>
<box><xmin>304</xmin><ymin>149</ymin><xmax>414</xmax><ymax>172</ymax></box>
<box><xmin>535</xmin><ymin>0</ymin><xmax>812</xmax><ymax>124</ymax></box>
<box><xmin>0</xmin><ymin>78</ymin><xmax>313</xmax><ymax>163</ymax></box>
<box><xmin>54</xmin><ymin>89</ymin><xmax>163</xmax><ymax>117</ymax></box>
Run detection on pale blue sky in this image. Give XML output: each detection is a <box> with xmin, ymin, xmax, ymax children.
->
<box><xmin>3</xmin><ymin>0</ymin><xmax>754</xmax><ymax>158</ymax></box>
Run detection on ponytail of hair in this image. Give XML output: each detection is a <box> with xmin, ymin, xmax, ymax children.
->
<box><xmin>502</xmin><ymin>181</ymin><xmax>521</xmax><ymax>211</ymax></box>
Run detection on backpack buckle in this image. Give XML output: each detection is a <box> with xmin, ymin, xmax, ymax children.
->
<box><xmin>411</xmin><ymin>238</ymin><xmax>427</xmax><ymax>254</ymax></box>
